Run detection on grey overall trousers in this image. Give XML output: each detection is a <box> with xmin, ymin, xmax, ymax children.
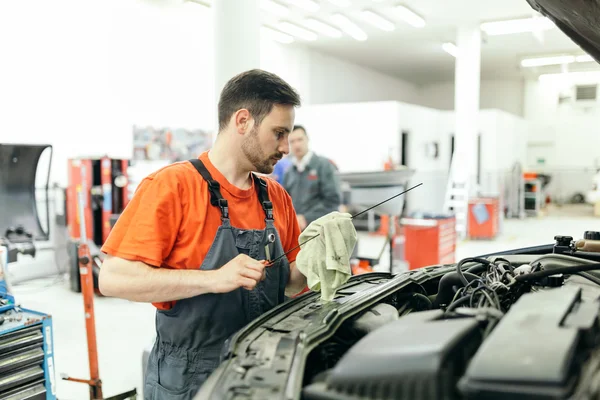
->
<box><xmin>143</xmin><ymin>159</ymin><xmax>291</xmax><ymax>400</ymax></box>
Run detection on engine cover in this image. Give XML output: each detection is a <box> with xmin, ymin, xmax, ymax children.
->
<box><xmin>304</xmin><ymin>310</ymin><xmax>483</xmax><ymax>400</ymax></box>
<box><xmin>459</xmin><ymin>285</ymin><xmax>600</xmax><ymax>399</ymax></box>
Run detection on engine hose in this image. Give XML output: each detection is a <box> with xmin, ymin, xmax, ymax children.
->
<box><xmin>445</xmin><ymin>296</ymin><xmax>470</xmax><ymax>312</ymax></box>
<box><xmin>515</xmin><ymin>262</ymin><xmax>600</xmax><ymax>283</ymax></box>
<box><xmin>456</xmin><ymin>257</ymin><xmax>493</xmax><ymax>286</ymax></box>
<box><xmin>530</xmin><ymin>254</ymin><xmax>600</xmax><ymax>285</ymax></box>
<box><xmin>434</xmin><ymin>271</ymin><xmax>480</xmax><ymax>308</ymax></box>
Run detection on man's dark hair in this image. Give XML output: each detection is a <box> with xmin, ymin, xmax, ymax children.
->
<box><xmin>292</xmin><ymin>125</ymin><xmax>307</xmax><ymax>136</ymax></box>
<box><xmin>218</xmin><ymin>69</ymin><xmax>301</xmax><ymax>131</ymax></box>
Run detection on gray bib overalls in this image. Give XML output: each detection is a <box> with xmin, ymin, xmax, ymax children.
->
<box><xmin>143</xmin><ymin>159</ymin><xmax>291</xmax><ymax>399</ymax></box>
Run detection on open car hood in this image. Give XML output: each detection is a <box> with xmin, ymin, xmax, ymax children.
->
<box><xmin>526</xmin><ymin>0</ymin><xmax>600</xmax><ymax>63</ymax></box>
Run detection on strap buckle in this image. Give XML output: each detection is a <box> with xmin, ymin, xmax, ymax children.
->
<box><xmin>262</xmin><ymin>201</ymin><xmax>273</xmax><ymax>220</ymax></box>
<box><xmin>208</xmin><ymin>180</ymin><xmax>220</xmax><ymax>190</ymax></box>
<box><xmin>218</xmin><ymin>198</ymin><xmax>229</xmax><ymax>219</ymax></box>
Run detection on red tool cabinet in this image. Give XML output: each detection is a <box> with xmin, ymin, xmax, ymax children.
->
<box><xmin>402</xmin><ymin>217</ymin><xmax>456</xmax><ymax>270</ymax></box>
<box><xmin>66</xmin><ymin>157</ymin><xmax>129</xmax><ymax>246</ymax></box>
<box><xmin>468</xmin><ymin>197</ymin><xmax>500</xmax><ymax>240</ymax></box>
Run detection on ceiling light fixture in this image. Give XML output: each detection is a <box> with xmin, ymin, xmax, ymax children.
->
<box><xmin>260</xmin><ymin>0</ymin><xmax>290</xmax><ymax>17</ymax></box>
<box><xmin>261</xmin><ymin>26</ymin><xmax>295</xmax><ymax>44</ymax></box>
<box><xmin>283</xmin><ymin>0</ymin><xmax>320</xmax><ymax>12</ymax></box>
<box><xmin>395</xmin><ymin>5</ymin><xmax>426</xmax><ymax>28</ymax></box>
<box><xmin>277</xmin><ymin>21</ymin><xmax>318</xmax><ymax>41</ymax></box>
<box><xmin>576</xmin><ymin>54</ymin><xmax>595</xmax><ymax>63</ymax></box>
<box><xmin>442</xmin><ymin>42</ymin><xmax>458</xmax><ymax>57</ymax></box>
<box><xmin>331</xmin><ymin>13</ymin><xmax>368</xmax><ymax>41</ymax></box>
<box><xmin>303</xmin><ymin>18</ymin><xmax>343</xmax><ymax>38</ymax></box>
<box><xmin>539</xmin><ymin>71</ymin><xmax>600</xmax><ymax>82</ymax></box>
<box><xmin>521</xmin><ymin>55</ymin><xmax>575</xmax><ymax>67</ymax></box>
<box><xmin>326</xmin><ymin>0</ymin><xmax>351</xmax><ymax>7</ymax></box>
<box><xmin>480</xmin><ymin>16</ymin><xmax>554</xmax><ymax>35</ymax></box>
<box><xmin>361</xmin><ymin>10</ymin><xmax>395</xmax><ymax>31</ymax></box>
<box><xmin>184</xmin><ymin>0</ymin><xmax>211</xmax><ymax>7</ymax></box>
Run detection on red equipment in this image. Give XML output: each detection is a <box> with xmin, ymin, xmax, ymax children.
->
<box><xmin>62</xmin><ymin>190</ymin><xmax>137</xmax><ymax>400</ymax></box>
<box><xmin>402</xmin><ymin>216</ymin><xmax>456</xmax><ymax>270</ymax></box>
<box><xmin>66</xmin><ymin>157</ymin><xmax>129</xmax><ymax>246</ymax></box>
<box><xmin>468</xmin><ymin>197</ymin><xmax>500</xmax><ymax>239</ymax></box>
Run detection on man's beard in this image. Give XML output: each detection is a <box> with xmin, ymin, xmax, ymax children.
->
<box><xmin>241</xmin><ymin>127</ymin><xmax>281</xmax><ymax>174</ymax></box>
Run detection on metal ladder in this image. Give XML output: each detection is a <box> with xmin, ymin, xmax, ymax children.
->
<box><xmin>443</xmin><ymin>157</ymin><xmax>470</xmax><ymax>239</ymax></box>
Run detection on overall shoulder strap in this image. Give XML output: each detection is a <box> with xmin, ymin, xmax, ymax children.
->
<box><xmin>251</xmin><ymin>173</ymin><xmax>273</xmax><ymax>220</ymax></box>
<box><xmin>188</xmin><ymin>159</ymin><xmax>229</xmax><ymax>219</ymax></box>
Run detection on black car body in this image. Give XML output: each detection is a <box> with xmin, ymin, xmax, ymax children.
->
<box><xmin>195</xmin><ymin>238</ymin><xmax>600</xmax><ymax>399</ymax></box>
<box><xmin>195</xmin><ymin>2</ymin><xmax>600</xmax><ymax>399</ymax></box>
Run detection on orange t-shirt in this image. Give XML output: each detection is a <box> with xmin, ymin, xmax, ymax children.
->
<box><xmin>101</xmin><ymin>151</ymin><xmax>301</xmax><ymax>310</ymax></box>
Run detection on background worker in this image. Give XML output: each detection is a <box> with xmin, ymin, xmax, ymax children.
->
<box><xmin>283</xmin><ymin>125</ymin><xmax>342</xmax><ymax>230</ymax></box>
<box><xmin>98</xmin><ymin>69</ymin><xmax>312</xmax><ymax>399</ymax></box>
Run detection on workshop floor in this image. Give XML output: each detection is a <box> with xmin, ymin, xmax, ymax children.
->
<box><xmin>11</xmin><ymin>204</ymin><xmax>599</xmax><ymax>399</ymax></box>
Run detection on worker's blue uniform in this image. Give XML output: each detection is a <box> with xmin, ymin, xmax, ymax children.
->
<box><xmin>271</xmin><ymin>156</ymin><xmax>291</xmax><ymax>184</ymax></box>
<box><xmin>143</xmin><ymin>159</ymin><xmax>290</xmax><ymax>400</ymax></box>
<box><xmin>283</xmin><ymin>152</ymin><xmax>342</xmax><ymax>226</ymax></box>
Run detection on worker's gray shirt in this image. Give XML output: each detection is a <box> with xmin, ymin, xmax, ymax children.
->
<box><xmin>283</xmin><ymin>153</ymin><xmax>341</xmax><ymax>225</ymax></box>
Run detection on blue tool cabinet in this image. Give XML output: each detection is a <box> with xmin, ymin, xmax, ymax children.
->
<box><xmin>0</xmin><ymin>308</ymin><xmax>57</xmax><ymax>400</ymax></box>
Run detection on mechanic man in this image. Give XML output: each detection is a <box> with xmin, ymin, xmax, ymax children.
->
<box><xmin>98</xmin><ymin>70</ymin><xmax>310</xmax><ymax>399</ymax></box>
<box><xmin>283</xmin><ymin>125</ymin><xmax>342</xmax><ymax>231</ymax></box>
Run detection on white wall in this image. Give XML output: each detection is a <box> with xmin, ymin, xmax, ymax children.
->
<box><xmin>0</xmin><ymin>0</ymin><xmax>426</xmax><ymax>187</ymax></box>
<box><xmin>308</xmin><ymin>51</ymin><xmax>421</xmax><ymax>105</ymax></box>
<box><xmin>419</xmin><ymin>80</ymin><xmax>526</xmax><ymax>117</ymax></box>
<box><xmin>295</xmin><ymin>102</ymin><xmax>528</xmax><ymax>214</ymax></box>
<box><xmin>478</xmin><ymin>110</ymin><xmax>528</xmax><ymax>197</ymax></box>
<box><xmin>523</xmin><ymin>78</ymin><xmax>600</xmax><ymax>201</ymax></box>
<box><xmin>0</xmin><ymin>0</ymin><xmax>215</xmax><ymax>187</ymax></box>
<box><xmin>524</xmin><ymin>79</ymin><xmax>600</xmax><ymax>169</ymax></box>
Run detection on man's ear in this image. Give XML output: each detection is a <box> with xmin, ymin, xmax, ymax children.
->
<box><xmin>234</xmin><ymin>109</ymin><xmax>252</xmax><ymax>135</ymax></box>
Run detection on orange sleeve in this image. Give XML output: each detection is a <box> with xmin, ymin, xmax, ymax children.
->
<box><xmin>281</xmin><ymin>189</ymin><xmax>301</xmax><ymax>264</ymax></box>
<box><xmin>101</xmin><ymin>173</ymin><xmax>182</xmax><ymax>267</ymax></box>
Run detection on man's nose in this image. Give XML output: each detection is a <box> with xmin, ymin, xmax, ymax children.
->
<box><xmin>279</xmin><ymin>140</ymin><xmax>290</xmax><ymax>155</ymax></box>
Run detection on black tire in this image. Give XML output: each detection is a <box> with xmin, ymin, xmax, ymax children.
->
<box><xmin>571</xmin><ymin>193</ymin><xmax>585</xmax><ymax>204</ymax></box>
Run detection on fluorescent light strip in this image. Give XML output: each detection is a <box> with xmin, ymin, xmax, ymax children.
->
<box><xmin>260</xmin><ymin>0</ymin><xmax>290</xmax><ymax>17</ymax></box>
<box><xmin>521</xmin><ymin>55</ymin><xmax>575</xmax><ymax>67</ymax></box>
<box><xmin>539</xmin><ymin>71</ymin><xmax>600</xmax><ymax>82</ymax></box>
<box><xmin>331</xmin><ymin>14</ymin><xmax>368</xmax><ymax>41</ymax></box>
<box><xmin>277</xmin><ymin>22</ymin><xmax>318</xmax><ymax>41</ymax></box>
<box><xmin>481</xmin><ymin>17</ymin><xmax>554</xmax><ymax>35</ymax></box>
<box><xmin>261</xmin><ymin>26</ymin><xmax>295</xmax><ymax>44</ymax></box>
<box><xmin>395</xmin><ymin>5</ymin><xmax>426</xmax><ymax>28</ymax></box>
<box><xmin>576</xmin><ymin>54</ymin><xmax>595</xmax><ymax>63</ymax></box>
<box><xmin>442</xmin><ymin>42</ymin><xmax>458</xmax><ymax>57</ymax></box>
<box><xmin>304</xmin><ymin>18</ymin><xmax>343</xmax><ymax>38</ymax></box>
<box><xmin>327</xmin><ymin>0</ymin><xmax>351</xmax><ymax>6</ymax></box>
<box><xmin>361</xmin><ymin>10</ymin><xmax>395</xmax><ymax>31</ymax></box>
<box><xmin>284</xmin><ymin>0</ymin><xmax>320</xmax><ymax>12</ymax></box>
<box><xmin>185</xmin><ymin>0</ymin><xmax>211</xmax><ymax>7</ymax></box>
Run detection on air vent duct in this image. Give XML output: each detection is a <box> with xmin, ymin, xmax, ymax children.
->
<box><xmin>575</xmin><ymin>84</ymin><xmax>597</xmax><ymax>101</ymax></box>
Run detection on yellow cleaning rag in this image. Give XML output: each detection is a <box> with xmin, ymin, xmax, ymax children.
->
<box><xmin>295</xmin><ymin>211</ymin><xmax>358</xmax><ymax>302</ymax></box>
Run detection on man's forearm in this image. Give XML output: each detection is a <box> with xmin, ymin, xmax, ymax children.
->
<box><xmin>285</xmin><ymin>261</ymin><xmax>307</xmax><ymax>297</ymax></box>
<box><xmin>99</xmin><ymin>256</ymin><xmax>217</xmax><ymax>303</ymax></box>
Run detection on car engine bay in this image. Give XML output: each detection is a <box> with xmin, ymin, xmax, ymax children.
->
<box><xmin>196</xmin><ymin>233</ymin><xmax>600</xmax><ymax>400</ymax></box>
<box><xmin>302</xmin><ymin>241</ymin><xmax>600</xmax><ymax>400</ymax></box>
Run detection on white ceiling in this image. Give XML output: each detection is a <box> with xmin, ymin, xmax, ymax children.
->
<box><xmin>258</xmin><ymin>0</ymin><xmax>600</xmax><ymax>84</ymax></box>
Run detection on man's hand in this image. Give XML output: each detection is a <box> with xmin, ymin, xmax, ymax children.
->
<box><xmin>213</xmin><ymin>254</ymin><xmax>267</xmax><ymax>293</ymax></box>
<box><xmin>297</xmin><ymin>214</ymin><xmax>307</xmax><ymax>231</ymax></box>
